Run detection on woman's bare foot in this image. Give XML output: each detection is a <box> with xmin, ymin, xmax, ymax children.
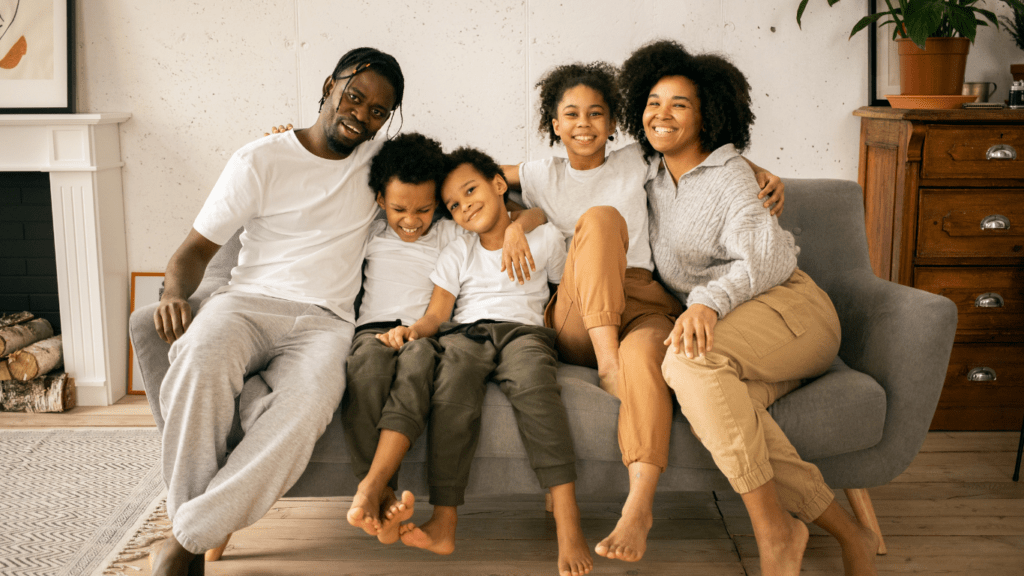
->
<box><xmin>550</xmin><ymin>486</ymin><xmax>593</xmax><ymax>576</ymax></box>
<box><xmin>150</xmin><ymin>536</ymin><xmax>201</xmax><ymax>576</ymax></box>
<box><xmin>400</xmin><ymin>505</ymin><xmax>458</xmax><ymax>555</ymax></box>
<box><xmin>347</xmin><ymin>482</ymin><xmax>393</xmax><ymax>536</ymax></box>
<box><xmin>378</xmin><ymin>490</ymin><xmax>415</xmax><ymax>545</ymax></box>
<box><xmin>840</xmin><ymin>522</ymin><xmax>880</xmax><ymax>576</ymax></box>
<box><xmin>594</xmin><ymin>497</ymin><xmax>652</xmax><ymax>561</ymax></box>
<box><xmin>757</xmin><ymin>514</ymin><xmax>808</xmax><ymax>576</ymax></box>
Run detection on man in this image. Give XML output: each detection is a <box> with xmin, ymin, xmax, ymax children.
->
<box><xmin>149</xmin><ymin>47</ymin><xmax>404</xmax><ymax>576</ymax></box>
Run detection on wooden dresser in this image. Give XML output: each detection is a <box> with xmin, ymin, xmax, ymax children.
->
<box><xmin>854</xmin><ymin>107</ymin><xmax>1024</xmax><ymax>430</ymax></box>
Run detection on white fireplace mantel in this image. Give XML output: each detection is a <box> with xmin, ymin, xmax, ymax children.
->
<box><xmin>1</xmin><ymin>113</ymin><xmax>132</xmax><ymax>406</ymax></box>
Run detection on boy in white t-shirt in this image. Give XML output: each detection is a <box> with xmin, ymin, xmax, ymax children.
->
<box><xmin>342</xmin><ymin>134</ymin><xmax>547</xmax><ymax>546</ymax></box>
<box><xmin>378</xmin><ymin>147</ymin><xmax>593</xmax><ymax>576</ymax></box>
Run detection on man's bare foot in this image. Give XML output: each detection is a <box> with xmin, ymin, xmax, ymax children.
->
<box><xmin>150</xmin><ymin>536</ymin><xmax>202</xmax><ymax>576</ymax></box>
<box><xmin>841</xmin><ymin>522</ymin><xmax>880</xmax><ymax>576</ymax></box>
<box><xmin>757</xmin><ymin>515</ymin><xmax>808</xmax><ymax>576</ymax></box>
<box><xmin>378</xmin><ymin>490</ymin><xmax>415</xmax><ymax>545</ymax></box>
<box><xmin>552</xmin><ymin>493</ymin><xmax>593</xmax><ymax>576</ymax></box>
<box><xmin>595</xmin><ymin>496</ymin><xmax>652</xmax><ymax>562</ymax></box>
<box><xmin>399</xmin><ymin>505</ymin><xmax>457</xmax><ymax>555</ymax></box>
<box><xmin>347</xmin><ymin>482</ymin><xmax>392</xmax><ymax>536</ymax></box>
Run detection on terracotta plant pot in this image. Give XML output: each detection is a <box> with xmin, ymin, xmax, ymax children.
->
<box><xmin>1012</xmin><ymin>64</ymin><xmax>1024</xmax><ymax>82</ymax></box>
<box><xmin>897</xmin><ymin>37</ymin><xmax>971</xmax><ymax>95</ymax></box>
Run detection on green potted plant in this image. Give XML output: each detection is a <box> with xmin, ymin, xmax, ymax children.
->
<box><xmin>1000</xmin><ymin>0</ymin><xmax>1024</xmax><ymax>81</ymax></box>
<box><xmin>798</xmin><ymin>0</ymin><xmax>1024</xmax><ymax>95</ymax></box>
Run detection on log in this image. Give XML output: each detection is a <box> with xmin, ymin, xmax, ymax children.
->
<box><xmin>0</xmin><ymin>358</ymin><xmax>10</xmax><ymax>381</ymax></box>
<box><xmin>0</xmin><ymin>311</ymin><xmax>34</xmax><ymax>328</ymax></box>
<box><xmin>0</xmin><ymin>318</ymin><xmax>53</xmax><ymax>357</ymax></box>
<box><xmin>7</xmin><ymin>335</ymin><xmax>63</xmax><ymax>381</ymax></box>
<box><xmin>0</xmin><ymin>373</ymin><xmax>76</xmax><ymax>412</ymax></box>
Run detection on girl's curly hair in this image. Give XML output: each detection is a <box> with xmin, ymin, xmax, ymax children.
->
<box><xmin>619</xmin><ymin>39</ymin><xmax>754</xmax><ymax>156</ymax></box>
<box><xmin>536</xmin><ymin>61</ymin><xmax>621</xmax><ymax>146</ymax></box>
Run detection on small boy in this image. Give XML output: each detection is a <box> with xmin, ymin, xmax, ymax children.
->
<box><xmin>343</xmin><ymin>134</ymin><xmax>545</xmax><ymax>545</ymax></box>
<box><xmin>379</xmin><ymin>147</ymin><xmax>593</xmax><ymax>576</ymax></box>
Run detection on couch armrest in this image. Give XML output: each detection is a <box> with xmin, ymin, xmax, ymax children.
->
<box><xmin>816</xmin><ymin>267</ymin><xmax>957</xmax><ymax>486</ymax></box>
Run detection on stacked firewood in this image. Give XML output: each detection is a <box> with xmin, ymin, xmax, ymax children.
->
<box><xmin>0</xmin><ymin>312</ymin><xmax>75</xmax><ymax>412</ymax></box>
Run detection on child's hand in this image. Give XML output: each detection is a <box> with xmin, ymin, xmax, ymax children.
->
<box><xmin>501</xmin><ymin>221</ymin><xmax>536</xmax><ymax>284</ymax></box>
<box><xmin>377</xmin><ymin>326</ymin><xmax>419</xmax><ymax>349</ymax></box>
<box><xmin>755</xmin><ymin>170</ymin><xmax>785</xmax><ymax>216</ymax></box>
<box><xmin>262</xmin><ymin>123</ymin><xmax>294</xmax><ymax>137</ymax></box>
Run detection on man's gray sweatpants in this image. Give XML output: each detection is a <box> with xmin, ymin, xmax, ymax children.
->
<box><xmin>160</xmin><ymin>292</ymin><xmax>353</xmax><ymax>554</ymax></box>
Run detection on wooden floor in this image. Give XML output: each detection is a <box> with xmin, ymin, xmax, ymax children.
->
<box><xmin>2</xmin><ymin>397</ymin><xmax>1022</xmax><ymax>575</ymax></box>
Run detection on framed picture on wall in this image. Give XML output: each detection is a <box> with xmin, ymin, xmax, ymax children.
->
<box><xmin>0</xmin><ymin>0</ymin><xmax>75</xmax><ymax>113</ymax></box>
<box><xmin>868</xmin><ymin>0</ymin><xmax>899</xmax><ymax>106</ymax></box>
<box><xmin>127</xmin><ymin>273</ymin><xmax>165</xmax><ymax>395</ymax></box>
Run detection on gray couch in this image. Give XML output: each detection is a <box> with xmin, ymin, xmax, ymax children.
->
<box><xmin>130</xmin><ymin>178</ymin><xmax>956</xmax><ymax>514</ymax></box>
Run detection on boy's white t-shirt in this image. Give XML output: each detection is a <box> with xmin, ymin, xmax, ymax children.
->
<box><xmin>430</xmin><ymin>222</ymin><xmax>566</xmax><ymax>326</ymax></box>
<box><xmin>357</xmin><ymin>218</ymin><xmax>466</xmax><ymax>327</ymax></box>
<box><xmin>193</xmin><ymin>130</ymin><xmax>383</xmax><ymax>324</ymax></box>
<box><xmin>519</xmin><ymin>142</ymin><xmax>655</xmax><ymax>271</ymax></box>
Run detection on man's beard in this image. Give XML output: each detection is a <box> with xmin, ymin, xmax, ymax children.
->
<box><xmin>324</xmin><ymin>122</ymin><xmax>358</xmax><ymax>156</ymax></box>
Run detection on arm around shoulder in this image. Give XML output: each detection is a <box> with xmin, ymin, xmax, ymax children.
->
<box><xmin>154</xmin><ymin>229</ymin><xmax>222</xmax><ymax>344</ymax></box>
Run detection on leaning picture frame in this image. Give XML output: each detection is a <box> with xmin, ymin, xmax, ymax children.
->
<box><xmin>868</xmin><ymin>0</ymin><xmax>899</xmax><ymax>106</ymax></box>
<box><xmin>0</xmin><ymin>0</ymin><xmax>75</xmax><ymax>113</ymax></box>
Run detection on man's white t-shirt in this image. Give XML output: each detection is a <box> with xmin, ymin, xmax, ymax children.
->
<box><xmin>519</xmin><ymin>142</ymin><xmax>654</xmax><ymax>271</ymax></box>
<box><xmin>193</xmin><ymin>130</ymin><xmax>383</xmax><ymax>324</ymax></box>
<box><xmin>357</xmin><ymin>218</ymin><xmax>466</xmax><ymax>327</ymax></box>
<box><xmin>430</xmin><ymin>222</ymin><xmax>566</xmax><ymax>326</ymax></box>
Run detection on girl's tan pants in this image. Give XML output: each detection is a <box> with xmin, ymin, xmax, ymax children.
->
<box><xmin>662</xmin><ymin>268</ymin><xmax>840</xmax><ymax>522</ymax></box>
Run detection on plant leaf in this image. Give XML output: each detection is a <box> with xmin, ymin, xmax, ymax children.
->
<box><xmin>851</xmin><ymin>12</ymin><xmax>888</xmax><ymax>38</ymax></box>
<box><xmin>904</xmin><ymin>0</ymin><xmax>944</xmax><ymax>45</ymax></box>
<box><xmin>948</xmin><ymin>3</ymin><xmax>977</xmax><ymax>40</ymax></box>
<box><xmin>797</xmin><ymin>0</ymin><xmax>809</xmax><ymax>28</ymax></box>
<box><xmin>971</xmin><ymin>6</ymin><xmax>997</xmax><ymax>28</ymax></box>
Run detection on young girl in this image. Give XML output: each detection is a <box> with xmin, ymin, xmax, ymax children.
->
<box><xmin>501</xmin><ymin>61</ymin><xmax>785</xmax><ymax>562</ymax></box>
<box><xmin>619</xmin><ymin>39</ymin><xmax>879</xmax><ymax>576</ymax></box>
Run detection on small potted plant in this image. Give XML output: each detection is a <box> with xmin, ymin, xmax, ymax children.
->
<box><xmin>798</xmin><ymin>0</ymin><xmax>1024</xmax><ymax>95</ymax></box>
<box><xmin>1000</xmin><ymin>0</ymin><xmax>1024</xmax><ymax>80</ymax></box>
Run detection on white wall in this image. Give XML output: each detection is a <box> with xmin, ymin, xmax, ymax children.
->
<box><xmin>73</xmin><ymin>0</ymin><xmax>1022</xmax><ymax>273</ymax></box>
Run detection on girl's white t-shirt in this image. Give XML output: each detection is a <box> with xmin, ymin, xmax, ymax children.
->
<box><xmin>519</xmin><ymin>142</ymin><xmax>655</xmax><ymax>271</ymax></box>
<box><xmin>430</xmin><ymin>222</ymin><xmax>566</xmax><ymax>326</ymax></box>
<box><xmin>357</xmin><ymin>218</ymin><xmax>466</xmax><ymax>327</ymax></box>
<box><xmin>193</xmin><ymin>131</ymin><xmax>383</xmax><ymax>323</ymax></box>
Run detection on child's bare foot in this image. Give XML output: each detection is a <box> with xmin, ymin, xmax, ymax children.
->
<box><xmin>595</xmin><ymin>496</ymin><xmax>652</xmax><ymax>561</ymax></box>
<box><xmin>400</xmin><ymin>505</ymin><xmax>457</xmax><ymax>555</ymax></box>
<box><xmin>841</xmin><ymin>522</ymin><xmax>880</xmax><ymax>576</ymax></box>
<box><xmin>378</xmin><ymin>490</ymin><xmax>415</xmax><ymax>545</ymax></box>
<box><xmin>551</xmin><ymin>492</ymin><xmax>593</xmax><ymax>576</ymax></box>
<box><xmin>757</xmin><ymin>515</ymin><xmax>808</xmax><ymax>576</ymax></box>
<box><xmin>347</xmin><ymin>482</ymin><xmax>392</xmax><ymax>536</ymax></box>
<box><xmin>150</xmin><ymin>536</ymin><xmax>202</xmax><ymax>576</ymax></box>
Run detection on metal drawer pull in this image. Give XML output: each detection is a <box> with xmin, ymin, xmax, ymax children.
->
<box><xmin>986</xmin><ymin>144</ymin><xmax>1017</xmax><ymax>160</ymax></box>
<box><xmin>981</xmin><ymin>215</ymin><xmax>1010</xmax><ymax>230</ymax></box>
<box><xmin>974</xmin><ymin>293</ymin><xmax>1005</xmax><ymax>308</ymax></box>
<box><xmin>967</xmin><ymin>367</ymin><xmax>997</xmax><ymax>382</ymax></box>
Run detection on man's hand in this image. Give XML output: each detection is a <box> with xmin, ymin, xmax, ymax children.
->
<box><xmin>263</xmin><ymin>123</ymin><xmax>294</xmax><ymax>137</ymax></box>
<box><xmin>754</xmin><ymin>170</ymin><xmax>785</xmax><ymax>217</ymax></box>
<box><xmin>665</xmin><ymin>303</ymin><xmax>718</xmax><ymax>359</ymax></box>
<box><xmin>154</xmin><ymin>296</ymin><xmax>193</xmax><ymax>344</ymax></box>
<box><xmin>377</xmin><ymin>326</ymin><xmax>419</xmax><ymax>350</ymax></box>
<box><xmin>501</xmin><ymin>221</ymin><xmax>536</xmax><ymax>284</ymax></box>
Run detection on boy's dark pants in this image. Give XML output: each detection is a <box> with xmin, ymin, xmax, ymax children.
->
<box><xmin>429</xmin><ymin>321</ymin><xmax>577</xmax><ymax>507</ymax></box>
<box><xmin>343</xmin><ymin>326</ymin><xmax>443</xmax><ymax>492</ymax></box>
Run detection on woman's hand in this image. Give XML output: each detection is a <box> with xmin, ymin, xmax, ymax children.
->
<box><xmin>501</xmin><ymin>221</ymin><xmax>536</xmax><ymax>284</ymax></box>
<box><xmin>754</xmin><ymin>169</ymin><xmax>785</xmax><ymax>217</ymax></box>
<box><xmin>263</xmin><ymin>123</ymin><xmax>293</xmax><ymax>137</ymax></box>
<box><xmin>377</xmin><ymin>326</ymin><xmax>418</xmax><ymax>350</ymax></box>
<box><xmin>665</xmin><ymin>303</ymin><xmax>718</xmax><ymax>359</ymax></box>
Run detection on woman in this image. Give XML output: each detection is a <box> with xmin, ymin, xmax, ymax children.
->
<box><xmin>598</xmin><ymin>40</ymin><xmax>879</xmax><ymax>576</ymax></box>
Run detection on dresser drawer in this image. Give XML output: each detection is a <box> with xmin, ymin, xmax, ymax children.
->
<box><xmin>915</xmin><ymin>267</ymin><xmax>1024</xmax><ymax>338</ymax></box>
<box><xmin>931</xmin><ymin>343</ymin><xmax>1024</xmax><ymax>430</ymax></box>
<box><xmin>917</xmin><ymin>189</ymin><xmax>1024</xmax><ymax>259</ymax></box>
<box><xmin>922</xmin><ymin>125</ymin><xmax>1024</xmax><ymax>180</ymax></box>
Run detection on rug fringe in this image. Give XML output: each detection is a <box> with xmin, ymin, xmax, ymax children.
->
<box><xmin>101</xmin><ymin>498</ymin><xmax>170</xmax><ymax>576</ymax></box>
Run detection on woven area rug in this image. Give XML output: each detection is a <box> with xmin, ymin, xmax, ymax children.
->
<box><xmin>0</xmin><ymin>428</ymin><xmax>164</xmax><ymax>576</ymax></box>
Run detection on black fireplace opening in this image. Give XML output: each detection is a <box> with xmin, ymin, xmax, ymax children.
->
<box><xmin>0</xmin><ymin>172</ymin><xmax>61</xmax><ymax>334</ymax></box>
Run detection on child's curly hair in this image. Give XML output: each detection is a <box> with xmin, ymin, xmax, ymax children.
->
<box><xmin>619</xmin><ymin>39</ymin><xmax>754</xmax><ymax>156</ymax></box>
<box><xmin>442</xmin><ymin>146</ymin><xmax>506</xmax><ymax>185</ymax></box>
<box><xmin>368</xmin><ymin>132</ymin><xmax>447</xmax><ymax>205</ymax></box>
<box><xmin>536</xmin><ymin>62</ymin><xmax>621</xmax><ymax>146</ymax></box>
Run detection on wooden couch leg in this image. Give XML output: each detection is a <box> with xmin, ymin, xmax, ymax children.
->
<box><xmin>845</xmin><ymin>488</ymin><xmax>887</xmax><ymax>555</ymax></box>
<box><xmin>205</xmin><ymin>532</ymin><xmax>232</xmax><ymax>562</ymax></box>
